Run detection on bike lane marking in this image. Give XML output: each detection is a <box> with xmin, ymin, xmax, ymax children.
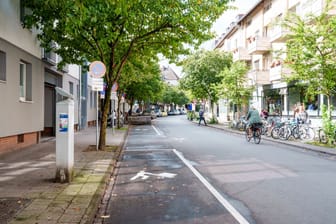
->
<box><xmin>173</xmin><ymin>149</ymin><xmax>250</xmax><ymax>224</ymax></box>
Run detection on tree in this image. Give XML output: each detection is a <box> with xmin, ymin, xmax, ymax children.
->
<box><xmin>117</xmin><ymin>56</ymin><xmax>163</xmax><ymax>127</ymax></box>
<box><xmin>120</xmin><ymin>57</ymin><xmax>163</xmax><ymax>115</ymax></box>
<box><xmin>180</xmin><ymin>49</ymin><xmax>232</xmax><ymax>120</ymax></box>
<box><xmin>281</xmin><ymin>0</ymin><xmax>336</xmax><ymax>118</ymax></box>
<box><xmin>22</xmin><ymin>0</ymin><xmax>232</xmax><ymax>149</ymax></box>
<box><xmin>218</xmin><ymin>61</ymin><xmax>253</xmax><ymax>114</ymax></box>
<box><xmin>161</xmin><ymin>84</ymin><xmax>189</xmax><ymax>108</ymax></box>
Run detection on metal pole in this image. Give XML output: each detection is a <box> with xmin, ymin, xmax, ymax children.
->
<box><xmin>96</xmin><ymin>91</ymin><xmax>99</xmax><ymax>150</ymax></box>
<box><xmin>112</xmin><ymin>99</ymin><xmax>115</xmax><ymax>135</ymax></box>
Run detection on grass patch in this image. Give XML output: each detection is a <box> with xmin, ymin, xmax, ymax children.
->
<box><xmin>307</xmin><ymin>141</ymin><xmax>336</xmax><ymax>148</ymax></box>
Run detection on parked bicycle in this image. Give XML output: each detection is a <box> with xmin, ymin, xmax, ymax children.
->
<box><xmin>318</xmin><ymin>127</ymin><xmax>336</xmax><ymax>144</ymax></box>
<box><xmin>245</xmin><ymin>123</ymin><xmax>263</xmax><ymax>144</ymax></box>
<box><xmin>230</xmin><ymin>116</ymin><xmax>248</xmax><ymax>131</ymax></box>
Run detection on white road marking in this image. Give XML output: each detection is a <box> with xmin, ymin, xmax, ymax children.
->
<box><xmin>151</xmin><ymin>125</ymin><xmax>162</xmax><ymax>136</ymax></box>
<box><xmin>173</xmin><ymin>149</ymin><xmax>250</xmax><ymax>224</ymax></box>
<box><xmin>130</xmin><ymin>170</ymin><xmax>177</xmax><ymax>181</ymax></box>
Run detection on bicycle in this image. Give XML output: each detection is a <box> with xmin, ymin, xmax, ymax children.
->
<box><xmin>245</xmin><ymin>123</ymin><xmax>262</xmax><ymax>144</ymax></box>
<box><xmin>318</xmin><ymin>128</ymin><xmax>336</xmax><ymax>144</ymax></box>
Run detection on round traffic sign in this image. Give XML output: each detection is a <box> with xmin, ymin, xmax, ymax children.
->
<box><xmin>89</xmin><ymin>61</ymin><xmax>106</xmax><ymax>78</ymax></box>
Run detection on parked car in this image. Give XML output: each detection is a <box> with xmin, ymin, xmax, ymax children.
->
<box><xmin>178</xmin><ymin>108</ymin><xmax>186</xmax><ymax>115</ymax></box>
<box><xmin>154</xmin><ymin>109</ymin><xmax>162</xmax><ymax>117</ymax></box>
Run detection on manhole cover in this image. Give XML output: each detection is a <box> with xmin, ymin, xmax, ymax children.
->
<box><xmin>0</xmin><ymin>197</ymin><xmax>32</xmax><ymax>223</ymax></box>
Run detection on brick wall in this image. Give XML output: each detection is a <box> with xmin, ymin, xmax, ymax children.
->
<box><xmin>0</xmin><ymin>132</ymin><xmax>38</xmax><ymax>154</ymax></box>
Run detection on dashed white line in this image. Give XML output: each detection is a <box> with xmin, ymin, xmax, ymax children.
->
<box><xmin>173</xmin><ymin>149</ymin><xmax>250</xmax><ymax>224</ymax></box>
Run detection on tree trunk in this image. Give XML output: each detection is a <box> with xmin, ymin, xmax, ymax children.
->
<box><xmin>98</xmin><ymin>84</ymin><xmax>112</xmax><ymax>150</ymax></box>
<box><xmin>117</xmin><ymin>94</ymin><xmax>122</xmax><ymax>128</ymax></box>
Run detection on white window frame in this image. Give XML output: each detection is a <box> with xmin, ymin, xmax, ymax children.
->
<box><xmin>0</xmin><ymin>51</ymin><xmax>6</xmax><ymax>82</ymax></box>
<box><xmin>69</xmin><ymin>81</ymin><xmax>74</xmax><ymax>95</ymax></box>
<box><xmin>20</xmin><ymin>62</ymin><xmax>26</xmax><ymax>101</ymax></box>
<box><xmin>19</xmin><ymin>61</ymin><xmax>32</xmax><ymax>102</ymax></box>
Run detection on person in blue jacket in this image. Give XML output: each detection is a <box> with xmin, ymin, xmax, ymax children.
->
<box><xmin>198</xmin><ymin>109</ymin><xmax>207</xmax><ymax>126</ymax></box>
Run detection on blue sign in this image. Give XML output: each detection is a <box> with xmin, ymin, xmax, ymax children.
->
<box><xmin>59</xmin><ymin>113</ymin><xmax>68</xmax><ymax>132</ymax></box>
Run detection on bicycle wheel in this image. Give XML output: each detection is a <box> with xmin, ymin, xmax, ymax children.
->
<box><xmin>302</xmin><ymin>127</ymin><xmax>314</xmax><ymax>141</ymax></box>
<box><xmin>253</xmin><ymin>128</ymin><xmax>261</xmax><ymax>144</ymax></box>
<box><xmin>278</xmin><ymin>126</ymin><xmax>290</xmax><ymax>140</ymax></box>
<box><xmin>319</xmin><ymin>129</ymin><xmax>328</xmax><ymax>144</ymax></box>
<box><xmin>271</xmin><ymin>127</ymin><xmax>280</xmax><ymax>139</ymax></box>
<box><xmin>245</xmin><ymin>128</ymin><xmax>252</xmax><ymax>142</ymax></box>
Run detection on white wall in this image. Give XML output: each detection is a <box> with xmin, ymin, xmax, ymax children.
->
<box><xmin>0</xmin><ymin>0</ymin><xmax>41</xmax><ymax>58</ymax></box>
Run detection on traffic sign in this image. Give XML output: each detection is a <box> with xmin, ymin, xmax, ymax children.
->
<box><xmin>91</xmin><ymin>77</ymin><xmax>104</xmax><ymax>91</ymax></box>
<box><xmin>89</xmin><ymin>61</ymin><xmax>106</xmax><ymax>78</ymax></box>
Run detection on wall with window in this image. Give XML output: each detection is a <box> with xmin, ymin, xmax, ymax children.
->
<box><xmin>0</xmin><ymin>38</ymin><xmax>44</xmax><ymax>138</ymax></box>
<box><xmin>62</xmin><ymin>74</ymin><xmax>79</xmax><ymax>126</ymax></box>
<box><xmin>0</xmin><ymin>0</ymin><xmax>41</xmax><ymax>59</ymax></box>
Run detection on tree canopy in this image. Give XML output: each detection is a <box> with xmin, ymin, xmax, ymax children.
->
<box><xmin>22</xmin><ymin>0</ymin><xmax>233</xmax><ymax>149</ymax></box>
<box><xmin>161</xmin><ymin>84</ymin><xmax>189</xmax><ymax>107</ymax></box>
<box><xmin>282</xmin><ymin>0</ymin><xmax>336</xmax><ymax>114</ymax></box>
<box><xmin>218</xmin><ymin>61</ymin><xmax>253</xmax><ymax>111</ymax></box>
<box><xmin>180</xmin><ymin>49</ymin><xmax>232</xmax><ymax>117</ymax></box>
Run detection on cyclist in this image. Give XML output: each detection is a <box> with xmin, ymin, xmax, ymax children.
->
<box><xmin>246</xmin><ymin>105</ymin><xmax>262</xmax><ymax>136</ymax></box>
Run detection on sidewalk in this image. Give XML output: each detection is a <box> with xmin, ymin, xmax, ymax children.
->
<box><xmin>195</xmin><ymin>120</ymin><xmax>336</xmax><ymax>156</ymax></box>
<box><xmin>0</xmin><ymin>126</ymin><xmax>127</xmax><ymax>224</ymax></box>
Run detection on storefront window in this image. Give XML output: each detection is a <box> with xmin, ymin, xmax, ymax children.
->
<box><xmin>263</xmin><ymin>89</ymin><xmax>282</xmax><ymax>115</ymax></box>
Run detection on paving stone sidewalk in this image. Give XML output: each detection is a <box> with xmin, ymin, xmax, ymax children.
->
<box><xmin>0</xmin><ymin>126</ymin><xmax>127</xmax><ymax>224</ymax></box>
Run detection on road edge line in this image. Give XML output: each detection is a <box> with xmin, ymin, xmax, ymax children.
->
<box><xmin>173</xmin><ymin>149</ymin><xmax>250</xmax><ymax>224</ymax></box>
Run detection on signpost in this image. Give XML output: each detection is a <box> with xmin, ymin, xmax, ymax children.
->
<box><xmin>89</xmin><ymin>61</ymin><xmax>106</xmax><ymax>150</ymax></box>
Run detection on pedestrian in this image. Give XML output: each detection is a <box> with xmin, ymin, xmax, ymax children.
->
<box><xmin>260</xmin><ymin>108</ymin><xmax>268</xmax><ymax>120</ymax></box>
<box><xmin>198</xmin><ymin>109</ymin><xmax>207</xmax><ymax>126</ymax></box>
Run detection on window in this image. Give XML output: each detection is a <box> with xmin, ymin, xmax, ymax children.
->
<box><xmin>69</xmin><ymin>81</ymin><xmax>74</xmax><ymax>95</ymax></box>
<box><xmin>0</xmin><ymin>51</ymin><xmax>5</xmax><ymax>81</ymax></box>
<box><xmin>90</xmin><ymin>90</ymin><xmax>93</xmax><ymax>108</ymax></box>
<box><xmin>20</xmin><ymin>0</ymin><xmax>32</xmax><ymax>24</ymax></box>
<box><xmin>246</xmin><ymin>20</ymin><xmax>252</xmax><ymax>27</ymax></box>
<box><xmin>19</xmin><ymin>61</ymin><xmax>32</xmax><ymax>101</ymax></box>
<box><xmin>77</xmin><ymin>84</ymin><xmax>80</xmax><ymax>100</ymax></box>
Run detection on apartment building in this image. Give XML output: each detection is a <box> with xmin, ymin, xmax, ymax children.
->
<box><xmin>0</xmin><ymin>0</ymin><xmax>97</xmax><ymax>154</ymax></box>
<box><xmin>215</xmin><ymin>0</ymin><xmax>333</xmax><ymax>123</ymax></box>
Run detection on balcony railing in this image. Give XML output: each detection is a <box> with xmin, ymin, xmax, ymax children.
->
<box><xmin>41</xmin><ymin>48</ymin><xmax>57</xmax><ymax>66</ymax></box>
<box><xmin>247</xmin><ymin>36</ymin><xmax>271</xmax><ymax>55</ymax></box>
<box><xmin>232</xmin><ymin>47</ymin><xmax>251</xmax><ymax>62</ymax></box>
<box><xmin>269</xmin><ymin>25</ymin><xmax>290</xmax><ymax>43</ymax></box>
<box><xmin>247</xmin><ymin>69</ymin><xmax>270</xmax><ymax>85</ymax></box>
<box><xmin>269</xmin><ymin>64</ymin><xmax>291</xmax><ymax>82</ymax></box>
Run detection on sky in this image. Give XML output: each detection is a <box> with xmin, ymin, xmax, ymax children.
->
<box><xmin>162</xmin><ymin>0</ymin><xmax>260</xmax><ymax>77</ymax></box>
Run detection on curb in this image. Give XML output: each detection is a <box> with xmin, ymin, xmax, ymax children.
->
<box><xmin>92</xmin><ymin>127</ymin><xmax>129</xmax><ymax>224</ymax></box>
<box><xmin>191</xmin><ymin>120</ymin><xmax>336</xmax><ymax>156</ymax></box>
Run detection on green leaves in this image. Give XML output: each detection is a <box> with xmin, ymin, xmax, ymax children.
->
<box><xmin>218</xmin><ymin>61</ymin><xmax>252</xmax><ymax>106</ymax></box>
<box><xmin>181</xmin><ymin>49</ymin><xmax>232</xmax><ymax>100</ymax></box>
<box><xmin>282</xmin><ymin>0</ymin><xmax>336</xmax><ymax>103</ymax></box>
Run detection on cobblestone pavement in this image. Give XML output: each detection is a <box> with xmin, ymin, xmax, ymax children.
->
<box><xmin>0</xmin><ymin>127</ymin><xmax>127</xmax><ymax>224</ymax></box>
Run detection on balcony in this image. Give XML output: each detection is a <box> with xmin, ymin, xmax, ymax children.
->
<box><xmin>60</xmin><ymin>64</ymin><xmax>69</xmax><ymax>73</ymax></box>
<box><xmin>247</xmin><ymin>69</ymin><xmax>270</xmax><ymax>85</ymax></box>
<box><xmin>42</xmin><ymin>48</ymin><xmax>57</xmax><ymax>66</ymax></box>
<box><xmin>247</xmin><ymin>36</ymin><xmax>271</xmax><ymax>55</ymax></box>
<box><xmin>269</xmin><ymin>64</ymin><xmax>291</xmax><ymax>82</ymax></box>
<box><xmin>232</xmin><ymin>47</ymin><xmax>251</xmax><ymax>62</ymax></box>
<box><xmin>269</xmin><ymin>25</ymin><xmax>290</xmax><ymax>43</ymax></box>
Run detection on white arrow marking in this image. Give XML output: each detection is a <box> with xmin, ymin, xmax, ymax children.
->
<box><xmin>130</xmin><ymin>170</ymin><xmax>177</xmax><ymax>181</ymax></box>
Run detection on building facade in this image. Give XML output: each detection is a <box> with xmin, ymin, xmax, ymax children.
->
<box><xmin>215</xmin><ymin>0</ymin><xmax>335</xmax><ymax>125</ymax></box>
<box><xmin>0</xmin><ymin>0</ymin><xmax>97</xmax><ymax>154</ymax></box>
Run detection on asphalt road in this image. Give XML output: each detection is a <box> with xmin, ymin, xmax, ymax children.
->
<box><xmin>102</xmin><ymin>115</ymin><xmax>336</xmax><ymax>224</ymax></box>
